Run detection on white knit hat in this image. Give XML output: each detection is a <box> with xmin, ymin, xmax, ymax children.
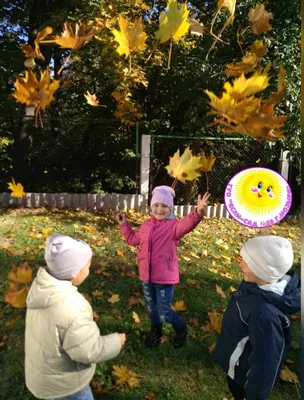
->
<box><xmin>240</xmin><ymin>236</ymin><xmax>293</xmax><ymax>283</ymax></box>
<box><xmin>45</xmin><ymin>233</ymin><xmax>92</xmax><ymax>280</ymax></box>
<box><xmin>151</xmin><ymin>186</ymin><xmax>175</xmax><ymax>210</ymax></box>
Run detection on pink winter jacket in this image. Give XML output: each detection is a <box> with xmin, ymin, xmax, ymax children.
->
<box><xmin>119</xmin><ymin>210</ymin><xmax>202</xmax><ymax>284</ymax></box>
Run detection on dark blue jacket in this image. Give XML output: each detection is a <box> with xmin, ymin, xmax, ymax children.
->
<box><xmin>212</xmin><ymin>271</ymin><xmax>300</xmax><ymax>400</ymax></box>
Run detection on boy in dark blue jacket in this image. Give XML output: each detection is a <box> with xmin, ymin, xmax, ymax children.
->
<box><xmin>212</xmin><ymin>235</ymin><xmax>300</xmax><ymax>400</ymax></box>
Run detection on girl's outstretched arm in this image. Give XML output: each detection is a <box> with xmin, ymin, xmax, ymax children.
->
<box><xmin>116</xmin><ymin>213</ymin><xmax>141</xmax><ymax>246</ymax></box>
<box><xmin>174</xmin><ymin>192</ymin><xmax>210</xmax><ymax>240</ymax></box>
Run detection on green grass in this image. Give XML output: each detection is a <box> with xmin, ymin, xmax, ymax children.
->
<box><xmin>0</xmin><ymin>208</ymin><xmax>301</xmax><ymax>400</ymax></box>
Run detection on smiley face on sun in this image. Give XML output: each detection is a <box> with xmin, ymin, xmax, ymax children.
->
<box><xmin>224</xmin><ymin>167</ymin><xmax>291</xmax><ymax>228</ymax></box>
<box><xmin>235</xmin><ymin>168</ymin><xmax>284</xmax><ymax>216</ymax></box>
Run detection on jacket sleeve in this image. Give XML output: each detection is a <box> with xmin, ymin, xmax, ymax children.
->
<box><xmin>62</xmin><ymin>313</ymin><xmax>122</xmax><ymax>364</ymax></box>
<box><xmin>245</xmin><ymin>311</ymin><xmax>286</xmax><ymax>400</ymax></box>
<box><xmin>119</xmin><ymin>221</ymin><xmax>141</xmax><ymax>246</ymax></box>
<box><xmin>174</xmin><ymin>209</ymin><xmax>202</xmax><ymax>240</ymax></box>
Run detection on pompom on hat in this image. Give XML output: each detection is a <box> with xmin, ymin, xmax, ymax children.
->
<box><xmin>240</xmin><ymin>235</ymin><xmax>293</xmax><ymax>283</ymax></box>
<box><xmin>45</xmin><ymin>233</ymin><xmax>93</xmax><ymax>280</ymax></box>
<box><xmin>150</xmin><ymin>185</ymin><xmax>175</xmax><ymax>210</ymax></box>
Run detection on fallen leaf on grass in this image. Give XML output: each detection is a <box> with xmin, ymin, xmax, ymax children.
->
<box><xmin>145</xmin><ymin>392</ymin><xmax>157</xmax><ymax>400</ymax></box>
<box><xmin>209</xmin><ymin>342</ymin><xmax>216</xmax><ymax>353</ymax></box>
<box><xmin>128</xmin><ymin>296</ymin><xmax>145</xmax><ymax>308</ymax></box>
<box><xmin>93</xmin><ymin>311</ymin><xmax>99</xmax><ymax>319</ymax></box>
<box><xmin>280</xmin><ymin>366</ymin><xmax>299</xmax><ymax>383</ymax></box>
<box><xmin>132</xmin><ymin>311</ymin><xmax>140</xmax><ymax>323</ymax></box>
<box><xmin>216</xmin><ymin>285</ymin><xmax>227</xmax><ymax>299</ymax></box>
<box><xmin>202</xmin><ymin>310</ymin><xmax>223</xmax><ymax>334</ymax></box>
<box><xmin>108</xmin><ymin>294</ymin><xmax>120</xmax><ymax>304</ymax></box>
<box><xmin>5</xmin><ymin>315</ymin><xmax>22</xmax><ymax>327</ymax></box>
<box><xmin>171</xmin><ymin>300</ymin><xmax>187</xmax><ymax>311</ymax></box>
<box><xmin>188</xmin><ymin>317</ymin><xmax>199</xmax><ymax>327</ymax></box>
<box><xmin>112</xmin><ymin>364</ymin><xmax>143</xmax><ymax>388</ymax></box>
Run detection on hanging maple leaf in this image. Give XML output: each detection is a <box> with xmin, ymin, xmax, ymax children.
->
<box><xmin>112</xmin><ymin>16</ymin><xmax>147</xmax><ymax>57</ymax></box>
<box><xmin>226</xmin><ymin>52</ymin><xmax>260</xmax><ymax>77</ymax></box>
<box><xmin>171</xmin><ymin>300</ymin><xmax>187</xmax><ymax>311</ymax></box>
<box><xmin>165</xmin><ymin>147</ymin><xmax>203</xmax><ymax>184</ymax></box>
<box><xmin>21</xmin><ymin>44</ymin><xmax>36</xmax><ymax>58</ymax></box>
<box><xmin>51</xmin><ymin>22</ymin><xmax>95</xmax><ymax>50</ymax></box>
<box><xmin>12</xmin><ymin>70</ymin><xmax>60</xmax><ymax>110</ymax></box>
<box><xmin>223</xmin><ymin>72</ymin><xmax>269</xmax><ymax>101</ymax></box>
<box><xmin>187</xmin><ymin>17</ymin><xmax>204</xmax><ymax>36</ymax></box>
<box><xmin>218</xmin><ymin>0</ymin><xmax>236</xmax><ymax>18</ymax></box>
<box><xmin>280</xmin><ymin>366</ymin><xmax>299</xmax><ymax>384</ymax></box>
<box><xmin>112</xmin><ymin>365</ymin><xmax>143</xmax><ymax>388</ymax></box>
<box><xmin>34</xmin><ymin>26</ymin><xmax>53</xmax><ymax>60</ymax></box>
<box><xmin>8</xmin><ymin>178</ymin><xmax>25</xmax><ymax>198</ymax></box>
<box><xmin>265</xmin><ymin>65</ymin><xmax>287</xmax><ymax>105</ymax></box>
<box><xmin>198</xmin><ymin>153</ymin><xmax>216</xmax><ymax>172</ymax></box>
<box><xmin>155</xmin><ymin>0</ymin><xmax>190</xmax><ymax>44</ymax></box>
<box><xmin>251</xmin><ymin>40</ymin><xmax>267</xmax><ymax>57</ymax></box>
<box><xmin>4</xmin><ymin>285</ymin><xmax>28</xmax><ymax>308</ymax></box>
<box><xmin>84</xmin><ymin>92</ymin><xmax>105</xmax><ymax>107</ymax></box>
<box><xmin>8</xmin><ymin>263</ymin><xmax>33</xmax><ymax>284</ymax></box>
<box><xmin>249</xmin><ymin>3</ymin><xmax>273</xmax><ymax>35</ymax></box>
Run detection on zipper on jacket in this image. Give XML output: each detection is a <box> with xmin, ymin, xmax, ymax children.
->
<box><xmin>148</xmin><ymin>226</ymin><xmax>155</xmax><ymax>283</ymax></box>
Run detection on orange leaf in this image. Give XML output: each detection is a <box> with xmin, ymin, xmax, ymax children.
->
<box><xmin>8</xmin><ymin>263</ymin><xmax>33</xmax><ymax>284</ymax></box>
<box><xmin>202</xmin><ymin>310</ymin><xmax>223</xmax><ymax>334</ymax></box>
<box><xmin>209</xmin><ymin>342</ymin><xmax>216</xmax><ymax>353</ymax></box>
<box><xmin>171</xmin><ymin>300</ymin><xmax>187</xmax><ymax>311</ymax></box>
<box><xmin>4</xmin><ymin>286</ymin><xmax>28</xmax><ymax>308</ymax></box>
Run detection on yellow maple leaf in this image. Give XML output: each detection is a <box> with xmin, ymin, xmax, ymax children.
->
<box><xmin>8</xmin><ymin>263</ymin><xmax>33</xmax><ymax>284</ymax></box>
<box><xmin>155</xmin><ymin>0</ymin><xmax>190</xmax><ymax>44</ymax></box>
<box><xmin>223</xmin><ymin>72</ymin><xmax>269</xmax><ymax>101</ymax></box>
<box><xmin>112</xmin><ymin>364</ymin><xmax>143</xmax><ymax>388</ymax></box>
<box><xmin>112</xmin><ymin>16</ymin><xmax>147</xmax><ymax>57</ymax></box>
<box><xmin>202</xmin><ymin>310</ymin><xmax>223</xmax><ymax>334</ymax></box>
<box><xmin>280</xmin><ymin>366</ymin><xmax>299</xmax><ymax>384</ymax></box>
<box><xmin>205</xmin><ymin>91</ymin><xmax>262</xmax><ymax>124</ymax></box>
<box><xmin>12</xmin><ymin>70</ymin><xmax>60</xmax><ymax>110</ymax></box>
<box><xmin>216</xmin><ymin>285</ymin><xmax>227</xmax><ymax>299</ymax></box>
<box><xmin>266</xmin><ymin>65</ymin><xmax>287</xmax><ymax>105</ymax></box>
<box><xmin>198</xmin><ymin>152</ymin><xmax>216</xmax><ymax>172</ymax></box>
<box><xmin>132</xmin><ymin>311</ymin><xmax>140</xmax><ymax>323</ymax></box>
<box><xmin>218</xmin><ymin>0</ymin><xmax>236</xmax><ymax>19</ymax></box>
<box><xmin>249</xmin><ymin>3</ymin><xmax>273</xmax><ymax>35</ymax></box>
<box><xmin>171</xmin><ymin>300</ymin><xmax>187</xmax><ymax>311</ymax></box>
<box><xmin>84</xmin><ymin>92</ymin><xmax>104</xmax><ymax>107</ymax></box>
<box><xmin>34</xmin><ymin>26</ymin><xmax>53</xmax><ymax>60</ymax></box>
<box><xmin>145</xmin><ymin>393</ymin><xmax>157</xmax><ymax>400</ymax></box>
<box><xmin>4</xmin><ymin>286</ymin><xmax>28</xmax><ymax>308</ymax></box>
<box><xmin>226</xmin><ymin>52</ymin><xmax>260</xmax><ymax>77</ymax></box>
<box><xmin>251</xmin><ymin>40</ymin><xmax>267</xmax><ymax>57</ymax></box>
<box><xmin>165</xmin><ymin>147</ymin><xmax>203</xmax><ymax>184</ymax></box>
<box><xmin>52</xmin><ymin>22</ymin><xmax>95</xmax><ymax>50</ymax></box>
<box><xmin>8</xmin><ymin>178</ymin><xmax>25</xmax><ymax>198</ymax></box>
<box><xmin>108</xmin><ymin>294</ymin><xmax>120</xmax><ymax>303</ymax></box>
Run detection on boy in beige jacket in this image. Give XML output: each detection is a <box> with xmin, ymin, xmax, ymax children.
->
<box><xmin>25</xmin><ymin>233</ymin><xmax>126</xmax><ymax>400</ymax></box>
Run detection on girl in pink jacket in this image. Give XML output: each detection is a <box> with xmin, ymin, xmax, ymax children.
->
<box><xmin>116</xmin><ymin>186</ymin><xmax>210</xmax><ymax>349</ymax></box>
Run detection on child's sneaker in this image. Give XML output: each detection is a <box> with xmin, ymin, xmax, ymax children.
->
<box><xmin>144</xmin><ymin>326</ymin><xmax>163</xmax><ymax>348</ymax></box>
<box><xmin>173</xmin><ymin>325</ymin><xmax>188</xmax><ymax>348</ymax></box>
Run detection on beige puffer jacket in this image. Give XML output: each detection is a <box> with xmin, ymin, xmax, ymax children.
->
<box><xmin>25</xmin><ymin>268</ymin><xmax>122</xmax><ymax>399</ymax></box>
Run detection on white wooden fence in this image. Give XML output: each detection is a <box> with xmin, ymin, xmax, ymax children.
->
<box><xmin>0</xmin><ymin>192</ymin><xmax>231</xmax><ymax>218</ymax></box>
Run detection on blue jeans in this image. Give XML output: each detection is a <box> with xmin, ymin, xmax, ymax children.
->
<box><xmin>55</xmin><ymin>385</ymin><xmax>94</xmax><ymax>400</ymax></box>
<box><xmin>142</xmin><ymin>282</ymin><xmax>185</xmax><ymax>330</ymax></box>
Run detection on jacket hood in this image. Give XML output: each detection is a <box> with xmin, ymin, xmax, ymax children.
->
<box><xmin>239</xmin><ymin>270</ymin><xmax>300</xmax><ymax>315</ymax></box>
<box><xmin>26</xmin><ymin>267</ymin><xmax>78</xmax><ymax>309</ymax></box>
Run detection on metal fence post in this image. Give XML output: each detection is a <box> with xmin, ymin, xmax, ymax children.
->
<box><xmin>140</xmin><ymin>134</ymin><xmax>151</xmax><ymax>197</ymax></box>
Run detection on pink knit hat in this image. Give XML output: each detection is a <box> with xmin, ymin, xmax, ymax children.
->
<box><xmin>151</xmin><ymin>186</ymin><xmax>175</xmax><ymax>209</ymax></box>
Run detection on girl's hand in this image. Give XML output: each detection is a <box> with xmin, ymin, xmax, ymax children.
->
<box><xmin>115</xmin><ymin>213</ymin><xmax>127</xmax><ymax>225</ymax></box>
<box><xmin>196</xmin><ymin>192</ymin><xmax>211</xmax><ymax>216</ymax></box>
